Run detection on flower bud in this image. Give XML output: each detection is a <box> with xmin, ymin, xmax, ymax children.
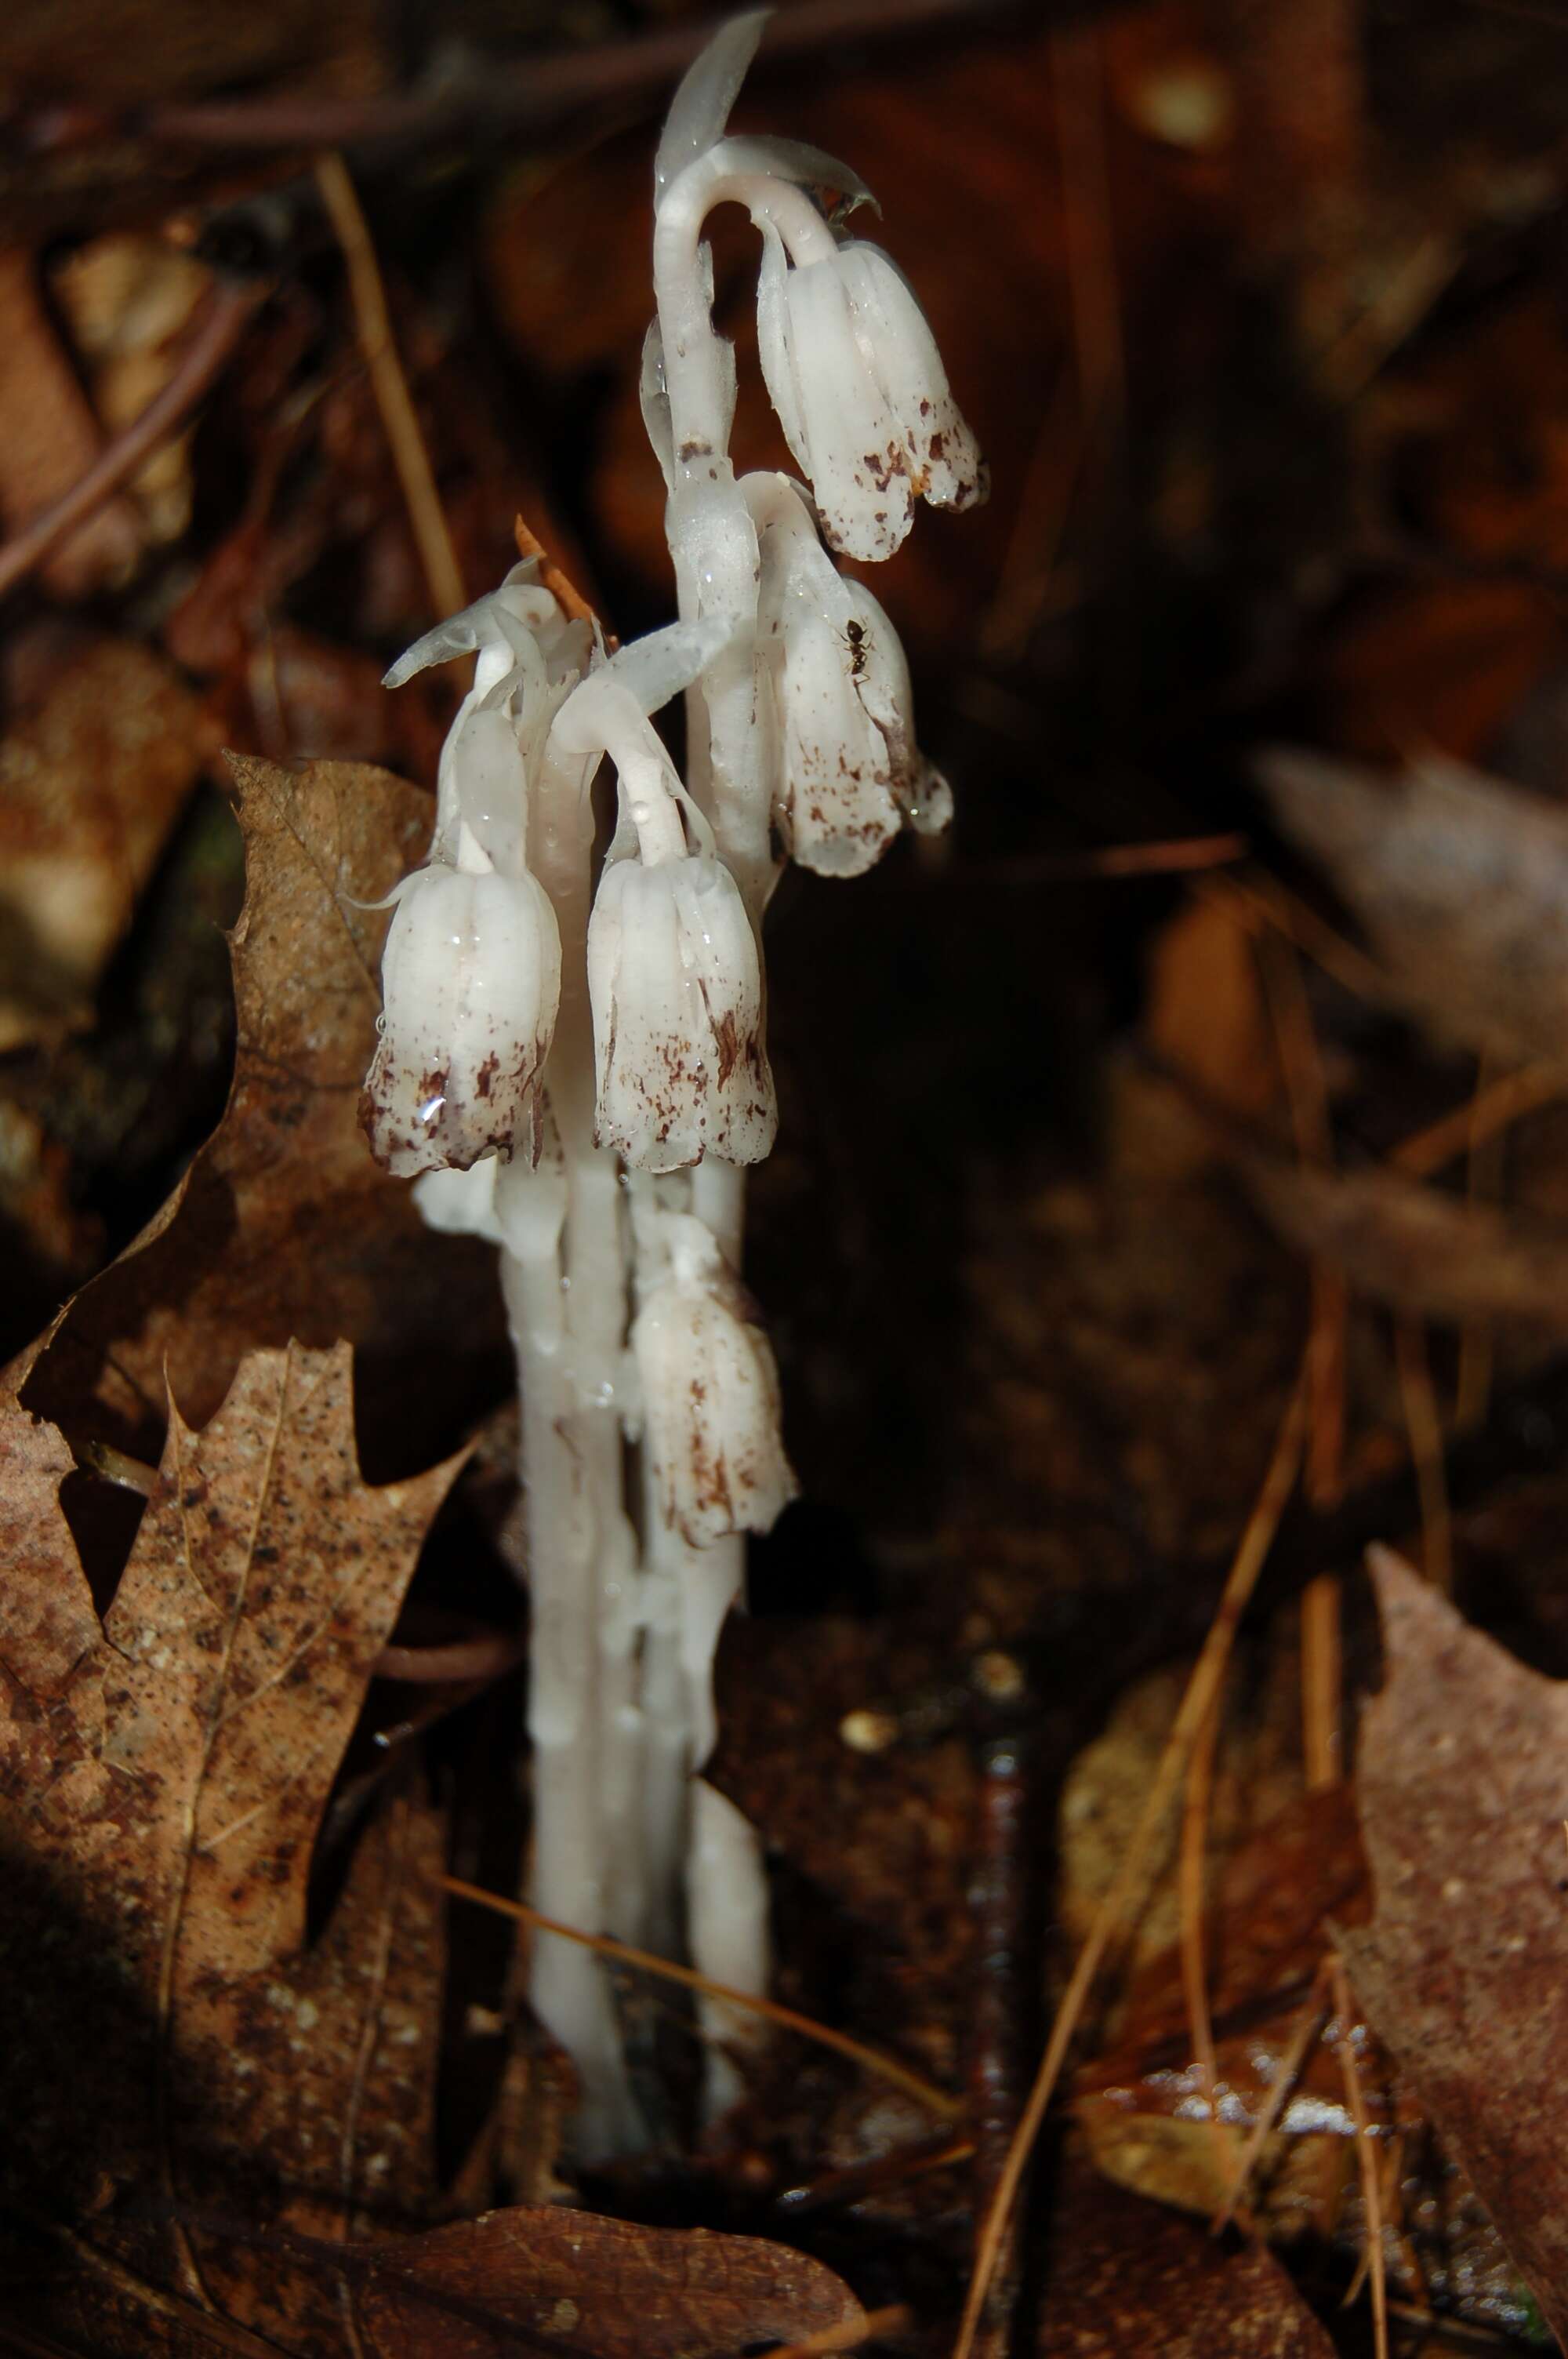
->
<box><xmin>631</xmin><ymin>1214</ymin><xmax>796</xmax><ymax>1547</ymax></box>
<box><xmin>361</xmin><ymin>862</ymin><xmax>561</xmax><ymax>1178</ymax></box>
<box><xmin>586</xmin><ymin>854</ymin><xmax>775</xmax><ymax>1172</ymax></box>
<box><xmin>757</xmin><ymin>238</ymin><xmax>985</xmax><ymax>562</ymax></box>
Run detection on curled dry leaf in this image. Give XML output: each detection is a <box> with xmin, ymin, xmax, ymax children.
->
<box><xmin>1341</xmin><ymin>1550</ymin><xmax>1568</xmax><ymax>2348</ymax></box>
<box><xmin>0</xmin><ymin>1341</ymin><xmax>462</xmax><ymax>2353</ymax></box>
<box><xmin>1258</xmin><ymin>746</ymin><xmax>1568</xmax><ymax>1066</ymax></box>
<box><xmin>354</xmin><ymin>2206</ymin><xmax>865</xmax><ymax>2359</ymax></box>
<box><xmin>0</xmin><ymin>635</ymin><xmax>208</xmax><ymax>1051</ymax></box>
<box><xmin>15</xmin><ymin>755</ymin><xmax>505</xmax><ymax>1468</ymax></box>
<box><xmin>1240</xmin><ymin>1149</ymin><xmax>1568</xmax><ymax>1331</ymax></box>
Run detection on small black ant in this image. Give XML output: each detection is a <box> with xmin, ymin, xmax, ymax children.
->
<box><xmin>842</xmin><ymin>617</ymin><xmax>869</xmax><ymax>679</ymax></box>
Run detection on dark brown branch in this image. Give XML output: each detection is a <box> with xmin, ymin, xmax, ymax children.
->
<box><xmin>0</xmin><ymin>278</ymin><xmax>263</xmax><ymax>605</ymax></box>
<box><xmin>140</xmin><ymin>0</ymin><xmax>1027</xmax><ymax>154</ymax></box>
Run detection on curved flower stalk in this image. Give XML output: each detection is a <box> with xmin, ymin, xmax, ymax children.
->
<box><xmin>651</xmin><ymin>18</ymin><xmax>982</xmax><ymax>568</ymax></box>
<box><xmin>747</xmin><ymin>471</ymin><xmax>951</xmax><ymax>874</ymax></box>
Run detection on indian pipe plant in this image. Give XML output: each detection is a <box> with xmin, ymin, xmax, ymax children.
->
<box><xmin>360</xmin><ymin>7</ymin><xmax>985</xmax><ymax>2155</ymax></box>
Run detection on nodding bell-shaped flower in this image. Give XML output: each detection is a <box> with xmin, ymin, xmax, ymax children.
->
<box><xmin>748</xmin><ymin>472</ymin><xmax>952</xmax><ymax>875</ymax></box>
<box><xmin>586</xmin><ymin>852</ymin><xmax>773</xmax><ymax>1172</ymax></box>
<box><xmin>361</xmin><ymin>860</ymin><xmax>561</xmax><ymax>1178</ymax></box>
<box><xmin>757</xmin><ymin>235</ymin><xmax>985</xmax><ymax>563</ymax></box>
<box><xmin>630</xmin><ymin>1212</ymin><xmax>797</xmax><ymax>1548</ymax></box>
<box><xmin>550</xmin><ymin>626</ymin><xmax>779</xmax><ymax>1175</ymax></box>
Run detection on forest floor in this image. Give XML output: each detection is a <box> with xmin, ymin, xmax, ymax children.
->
<box><xmin>9</xmin><ymin>1</ymin><xmax>1568</xmax><ymax>2353</ymax></box>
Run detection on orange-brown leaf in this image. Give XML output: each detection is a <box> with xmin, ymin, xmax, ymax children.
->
<box><xmin>354</xmin><ymin>2206</ymin><xmax>866</xmax><ymax>2359</ymax></box>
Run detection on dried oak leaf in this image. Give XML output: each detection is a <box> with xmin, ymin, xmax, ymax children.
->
<box><xmin>354</xmin><ymin>2206</ymin><xmax>864</xmax><ymax>2359</ymax></box>
<box><xmin>0</xmin><ymin>1341</ymin><xmax>462</xmax><ymax>2355</ymax></box>
<box><xmin>1257</xmin><ymin>747</ymin><xmax>1568</xmax><ymax>1066</ymax></box>
<box><xmin>1239</xmin><ymin>1150</ymin><xmax>1568</xmax><ymax>1332</ymax></box>
<box><xmin>1341</xmin><ymin>1550</ymin><xmax>1568</xmax><ymax>2348</ymax></box>
<box><xmin>16</xmin><ymin>755</ymin><xmax>504</xmax><ymax>1469</ymax></box>
<box><xmin>1038</xmin><ymin>2155</ymin><xmax>1334</xmax><ymax>2357</ymax></box>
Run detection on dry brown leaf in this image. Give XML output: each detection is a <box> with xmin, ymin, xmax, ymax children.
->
<box><xmin>0</xmin><ymin>1341</ymin><xmax>462</xmax><ymax>2354</ymax></box>
<box><xmin>1038</xmin><ymin>2156</ymin><xmax>1335</xmax><ymax>2356</ymax></box>
<box><xmin>354</xmin><ymin>2206</ymin><xmax>865</xmax><ymax>2359</ymax></box>
<box><xmin>1258</xmin><ymin>745</ymin><xmax>1568</xmax><ymax>1065</ymax></box>
<box><xmin>1144</xmin><ymin>895</ymin><xmax>1281</xmax><ymax>1121</ymax></box>
<box><xmin>16</xmin><ymin>755</ymin><xmax>504</xmax><ymax>1468</ymax></box>
<box><xmin>0</xmin><ymin>636</ymin><xmax>209</xmax><ymax>1050</ymax></box>
<box><xmin>1341</xmin><ymin>1549</ymin><xmax>1568</xmax><ymax>2349</ymax></box>
<box><xmin>0</xmin><ymin>248</ymin><xmax>143</xmax><ymax>598</ymax></box>
<box><xmin>1240</xmin><ymin>1149</ymin><xmax>1568</xmax><ymax>1330</ymax></box>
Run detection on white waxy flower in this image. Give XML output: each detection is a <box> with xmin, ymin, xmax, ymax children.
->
<box><xmin>631</xmin><ymin>1212</ymin><xmax>796</xmax><ymax>1547</ymax></box>
<box><xmin>586</xmin><ymin>852</ymin><xmax>774</xmax><ymax>1172</ymax></box>
<box><xmin>361</xmin><ymin>861</ymin><xmax>561</xmax><ymax>1178</ymax></box>
<box><xmin>757</xmin><ymin>235</ymin><xmax>985</xmax><ymax>562</ymax></box>
<box><xmin>550</xmin><ymin>621</ymin><xmax>777</xmax><ymax>1172</ymax></box>
<box><xmin>749</xmin><ymin>472</ymin><xmax>952</xmax><ymax>874</ymax></box>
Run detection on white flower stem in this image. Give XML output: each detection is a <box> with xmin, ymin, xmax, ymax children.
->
<box><xmin>646</xmin><ymin>165</ymin><xmax>808</xmax><ymax>2095</ymax></box>
<box><xmin>506</xmin><ymin>751</ymin><xmax>651</xmax><ymax>2156</ymax></box>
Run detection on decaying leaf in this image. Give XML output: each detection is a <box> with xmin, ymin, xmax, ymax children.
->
<box><xmin>0</xmin><ymin>1342</ymin><xmax>462</xmax><ymax>2353</ymax></box>
<box><xmin>1258</xmin><ymin>746</ymin><xmax>1568</xmax><ymax>1066</ymax></box>
<box><xmin>1076</xmin><ymin>1785</ymin><xmax>1374</xmax><ymax>2231</ymax></box>
<box><xmin>354</xmin><ymin>2206</ymin><xmax>865</xmax><ymax>2359</ymax></box>
<box><xmin>0</xmin><ymin>247</ymin><xmax>143</xmax><ymax>598</ymax></box>
<box><xmin>16</xmin><ymin>756</ymin><xmax>504</xmax><ymax>1467</ymax></box>
<box><xmin>1341</xmin><ymin>1549</ymin><xmax>1568</xmax><ymax>2347</ymax></box>
<box><xmin>0</xmin><ymin>635</ymin><xmax>209</xmax><ymax>1051</ymax></box>
<box><xmin>1038</xmin><ymin>2156</ymin><xmax>1335</xmax><ymax>2357</ymax></box>
<box><xmin>1240</xmin><ymin>1149</ymin><xmax>1568</xmax><ymax>1330</ymax></box>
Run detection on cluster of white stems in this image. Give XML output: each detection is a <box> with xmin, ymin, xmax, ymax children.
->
<box><xmin>362</xmin><ymin>9</ymin><xmax>984</xmax><ymax>2156</ymax></box>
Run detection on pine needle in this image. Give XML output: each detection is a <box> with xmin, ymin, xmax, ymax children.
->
<box><xmin>950</xmin><ymin>1375</ymin><xmax>1308</xmax><ymax>2359</ymax></box>
<box><xmin>438</xmin><ymin>1877</ymin><xmax>960</xmax><ymax>2121</ymax></box>
<box><xmin>315</xmin><ymin>151</ymin><xmax>466</xmax><ymax>622</ymax></box>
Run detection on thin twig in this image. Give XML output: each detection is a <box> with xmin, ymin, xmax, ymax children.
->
<box><xmin>1389</xmin><ymin>1060</ymin><xmax>1566</xmax><ymax>1183</ymax></box>
<box><xmin>1254</xmin><ymin>928</ymin><xmax>1347</xmax><ymax>1783</ymax></box>
<box><xmin>1177</xmin><ymin>1684</ymin><xmax>1224</xmax><ymax>2162</ymax></box>
<box><xmin>439</xmin><ymin>1875</ymin><xmax>960</xmax><ymax>2119</ymax></box>
<box><xmin>373</xmin><ymin>1632</ymin><xmax>524</xmax><ymax>1685</ymax></box>
<box><xmin>1299</xmin><ymin>1573</ymin><xmax>1344</xmax><ymax>1791</ymax></box>
<box><xmin>74</xmin><ymin>1440</ymin><xmax>160</xmax><ymax>1496</ymax></box>
<box><xmin>996</xmin><ymin>832</ymin><xmax>1248</xmax><ymax>883</ymax></box>
<box><xmin>1330</xmin><ymin>1957</ymin><xmax>1389</xmax><ymax>2359</ymax></box>
<box><xmin>314</xmin><ymin>151</ymin><xmax>466</xmax><ymax>621</ymax></box>
<box><xmin>1395</xmin><ymin>1318</ymin><xmax>1452</xmax><ymax>1594</ymax></box>
<box><xmin>0</xmin><ymin>281</ymin><xmax>260</xmax><ymax>603</ymax></box>
<box><xmin>142</xmin><ymin>0</ymin><xmax>1023</xmax><ymax>151</ymax></box>
<box><xmin>951</xmin><ymin>1376</ymin><xmax>1308</xmax><ymax>2359</ymax></box>
<box><xmin>514</xmin><ymin>515</ymin><xmax>602</xmax><ymax>634</ymax></box>
<box><xmin>775</xmin><ymin>2133</ymin><xmax>976</xmax><ymax>2216</ymax></box>
<box><xmin>760</xmin><ymin>2304</ymin><xmax>914</xmax><ymax>2359</ymax></box>
<box><xmin>1457</xmin><ymin>1047</ymin><xmax>1508</xmax><ymax>1428</ymax></box>
<box><xmin>1210</xmin><ymin>1961</ymin><xmax>1331</xmax><ymax>2232</ymax></box>
<box><xmin>1211</xmin><ymin>871</ymin><xmax>1390</xmax><ymax>1005</ymax></box>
